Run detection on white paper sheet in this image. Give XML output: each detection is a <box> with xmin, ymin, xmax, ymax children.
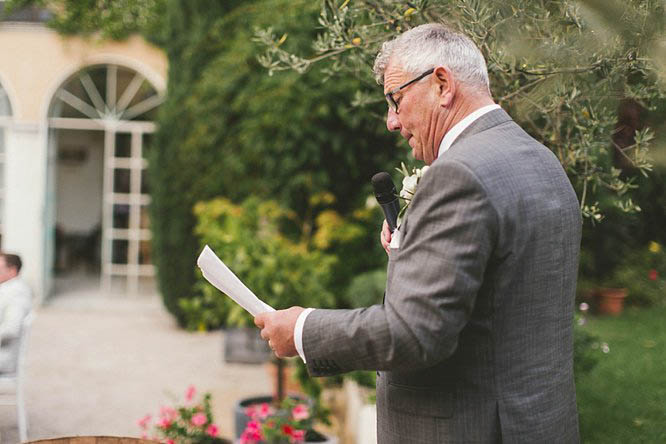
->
<box><xmin>196</xmin><ymin>245</ymin><xmax>275</xmax><ymax>316</ymax></box>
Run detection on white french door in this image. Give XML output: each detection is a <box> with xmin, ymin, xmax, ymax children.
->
<box><xmin>101</xmin><ymin>127</ymin><xmax>154</xmax><ymax>293</ymax></box>
<box><xmin>48</xmin><ymin>63</ymin><xmax>162</xmax><ymax>294</ymax></box>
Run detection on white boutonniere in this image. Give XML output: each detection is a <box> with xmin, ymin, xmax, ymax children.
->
<box><xmin>396</xmin><ymin>162</ymin><xmax>429</xmax><ymax>228</ymax></box>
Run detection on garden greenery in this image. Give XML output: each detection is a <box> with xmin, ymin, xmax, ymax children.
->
<box><xmin>191</xmin><ymin>197</ymin><xmax>337</xmax><ymax>328</ymax></box>
<box><xmin>255</xmin><ymin>0</ymin><xmax>665</xmax><ymax>222</ymax></box>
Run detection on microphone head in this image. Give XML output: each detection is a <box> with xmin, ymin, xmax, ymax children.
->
<box><xmin>372</xmin><ymin>172</ymin><xmax>397</xmax><ymax>204</ymax></box>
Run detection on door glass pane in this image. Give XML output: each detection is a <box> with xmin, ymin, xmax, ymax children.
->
<box><xmin>88</xmin><ymin>66</ymin><xmax>107</xmax><ymax>104</ymax></box>
<box><xmin>140</xmin><ymin>168</ymin><xmax>149</xmax><ymax>194</ymax></box>
<box><xmin>142</xmin><ymin>133</ymin><xmax>153</xmax><ymax>157</ymax></box>
<box><xmin>115</xmin><ymin>133</ymin><xmax>131</xmax><ymax>158</ymax></box>
<box><xmin>112</xmin><ymin>239</ymin><xmax>128</xmax><ymax>264</ymax></box>
<box><xmin>112</xmin><ymin>204</ymin><xmax>130</xmax><ymax>229</ymax></box>
<box><xmin>139</xmin><ymin>240</ymin><xmax>152</xmax><ymax>265</ymax></box>
<box><xmin>140</xmin><ymin>205</ymin><xmax>150</xmax><ymax>229</ymax></box>
<box><xmin>113</xmin><ymin>168</ymin><xmax>130</xmax><ymax>193</ymax></box>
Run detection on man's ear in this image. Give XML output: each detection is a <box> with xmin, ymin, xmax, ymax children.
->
<box><xmin>433</xmin><ymin>66</ymin><xmax>455</xmax><ymax>107</ymax></box>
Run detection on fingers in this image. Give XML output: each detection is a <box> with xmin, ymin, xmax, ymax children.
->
<box><xmin>254</xmin><ymin>314</ymin><xmax>265</xmax><ymax>329</ymax></box>
<box><xmin>253</xmin><ymin>308</ymin><xmax>301</xmax><ymax>358</ymax></box>
<box><xmin>381</xmin><ymin>219</ymin><xmax>392</xmax><ymax>255</ymax></box>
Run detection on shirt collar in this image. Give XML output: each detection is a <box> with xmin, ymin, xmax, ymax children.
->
<box><xmin>437</xmin><ymin>104</ymin><xmax>501</xmax><ymax>158</ymax></box>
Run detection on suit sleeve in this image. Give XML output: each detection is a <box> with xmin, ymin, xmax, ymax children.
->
<box><xmin>302</xmin><ymin>160</ymin><xmax>497</xmax><ymax>376</ymax></box>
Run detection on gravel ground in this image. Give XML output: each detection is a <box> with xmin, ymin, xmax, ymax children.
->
<box><xmin>0</xmin><ymin>286</ymin><xmax>270</xmax><ymax>443</ymax></box>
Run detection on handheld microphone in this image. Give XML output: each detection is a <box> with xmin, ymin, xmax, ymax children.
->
<box><xmin>372</xmin><ymin>172</ymin><xmax>400</xmax><ymax>233</ymax></box>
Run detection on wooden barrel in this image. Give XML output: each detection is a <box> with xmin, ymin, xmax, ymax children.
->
<box><xmin>27</xmin><ymin>437</ymin><xmax>157</xmax><ymax>444</ymax></box>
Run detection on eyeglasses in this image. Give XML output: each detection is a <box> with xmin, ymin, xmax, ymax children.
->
<box><xmin>385</xmin><ymin>68</ymin><xmax>434</xmax><ymax>114</ymax></box>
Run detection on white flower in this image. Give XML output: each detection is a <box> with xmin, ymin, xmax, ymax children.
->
<box><xmin>395</xmin><ymin>163</ymin><xmax>430</xmax><ymax>228</ymax></box>
<box><xmin>416</xmin><ymin>165</ymin><xmax>430</xmax><ymax>179</ymax></box>
<box><xmin>400</xmin><ymin>175</ymin><xmax>418</xmax><ymax>200</ymax></box>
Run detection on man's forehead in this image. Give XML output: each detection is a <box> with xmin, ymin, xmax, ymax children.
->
<box><xmin>383</xmin><ymin>64</ymin><xmax>409</xmax><ymax>93</ymax></box>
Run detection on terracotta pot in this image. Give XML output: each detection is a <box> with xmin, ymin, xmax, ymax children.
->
<box><xmin>595</xmin><ymin>288</ymin><xmax>628</xmax><ymax>315</ymax></box>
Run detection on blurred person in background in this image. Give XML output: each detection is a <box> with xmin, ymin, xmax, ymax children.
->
<box><xmin>0</xmin><ymin>253</ymin><xmax>32</xmax><ymax>373</ymax></box>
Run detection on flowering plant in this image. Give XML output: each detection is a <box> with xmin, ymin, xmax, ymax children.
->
<box><xmin>396</xmin><ymin>162</ymin><xmax>429</xmax><ymax>228</ymax></box>
<box><xmin>138</xmin><ymin>385</ymin><xmax>227</xmax><ymax>444</ymax></box>
<box><xmin>241</xmin><ymin>398</ymin><xmax>312</xmax><ymax>444</ymax></box>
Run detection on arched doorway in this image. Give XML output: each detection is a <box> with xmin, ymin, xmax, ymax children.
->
<box><xmin>0</xmin><ymin>80</ymin><xmax>12</xmax><ymax>247</ymax></box>
<box><xmin>47</xmin><ymin>64</ymin><xmax>163</xmax><ymax>295</ymax></box>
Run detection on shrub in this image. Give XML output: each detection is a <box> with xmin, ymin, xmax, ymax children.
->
<box><xmin>616</xmin><ymin>241</ymin><xmax>666</xmax><ymax>307</ymax></box>
<box><xmin>574</xmin><ymin>317</ymin><xmax>602</xmax><ymax>381</ymax></box>
<box><xmin>343</xmin><ymin>269</ymin><xmax>387</xmax><ymax>309</ymax></box>
<box><xmin>190</xmin><ymin>197</ymin><xmax>337</xmax><ymax>328</ymax></box>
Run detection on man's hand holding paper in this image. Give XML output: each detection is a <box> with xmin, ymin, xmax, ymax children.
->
<box><xmin>197</xmin><ymin>245</ymin><xmax>302</xmax><ymax>358</ymax></box>
<box><xmin>254</xmin><ymin>307</ymin><xmax>303</xmax><ymax>358</ymax></box>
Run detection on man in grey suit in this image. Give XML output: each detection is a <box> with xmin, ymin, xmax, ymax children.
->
<box><xmin>256</xmin><ymin>23</ymin><xmax>582</xmax><ymax>443</ymax></box>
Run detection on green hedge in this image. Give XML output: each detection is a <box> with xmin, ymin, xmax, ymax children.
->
<box><xmin>149</xmin><ymin>0</ymin><xmax>397</xmax><ymax>324</ymax></box>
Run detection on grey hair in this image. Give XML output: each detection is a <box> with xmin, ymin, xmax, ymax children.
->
<box><xmin>373</xmin><ymin>23</ymin><xmax>490</xmax><ymax>93</ymax></box>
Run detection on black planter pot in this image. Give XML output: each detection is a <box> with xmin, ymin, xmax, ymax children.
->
<box><xmin>223</xmin><ymin>327</ymin><xmax>271</xmax><ymax>364</ymax></box>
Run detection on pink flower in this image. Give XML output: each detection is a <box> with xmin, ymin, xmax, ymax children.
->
<box><xmin>649</xmin><ymin>269</ymin><xmax>658</xmax><ymax>281</ymax></box>
<box><xmin>292</xmin><ymin>403</ymin><xmax>309</xmax><ymax>421</ymax></box>
<box><xmin>191</xmin><ymin>412</ymin><xmax>207</xmax><ymax>426</ymax></box>
<box><xmin>206</xmin><ymin>423</ymin><xmax>219</xmax><ymax>437</ymax></box>
<box><xmin>240</xmin><ymin>427</ymin><xmax>263</xmax><ymax>444</ymax></box>
<box><xmin>282</xmin><ymin>424</ymin><xmax>294</xmax><ymax>436</ymax></box>
<box><xmin>258</xmin><ymin>402</ymin><xmax>274</xmax><ymax>419</ymax></box>
<box><xmin>137</xmin><ymin>414</ymin><xmax>151</xmax><ymax>429</ymax></box>
<box><xmin>291</xmin><ymin>429</ymin><xmax>306</xmax><ymax>442</ymax></box>
<box><xmin>245</xmin><ymin>405</ymin><xmax>257</xmax><ymax>419</ymax></box>
<box><xmin>246</xmin><ymin>402</ymin><xmax>275</xmax><ymax>420</ymax></box>
<box><xmin>166</xmin><ymin>440</ymin><xmax>175</xmax><ymax>444</ymax></box>
<box><xmin>185</xmin><ymin>385</ymin><xmax>196</xmax><ymax>402</ymax></box>
<box><xmin>156</xmin><ymin>417</ymin><xmax>171</xmax><ymax>429</ymax></box>
<box><xmin>159</xmin><ymin>406</ymin><xmax>178</xmax><ymax>421</ymax></box>
<box><xmin>246</xmin><ymin>420</ymin><xmax>261</xmax><ymax>431</ymax></box>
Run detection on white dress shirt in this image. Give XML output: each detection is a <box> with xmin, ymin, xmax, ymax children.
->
<box><xmin>0</xmin><ymin>276</ymin><xmax>32</xmax><ymax>373</ymax></box>
<box><xmin>293</xmin><ymin>104</ymin><xmax>502</xmax><ymax>363</ymax></box>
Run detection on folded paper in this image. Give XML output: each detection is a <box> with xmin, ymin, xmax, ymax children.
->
<box><xmin>197</xmin><ymin>245</ymin><xmax>275</xmax><ymax>316</ymax></box>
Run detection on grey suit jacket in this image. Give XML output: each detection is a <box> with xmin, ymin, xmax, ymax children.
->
<box><xmin>303</xmin><ymin>109</ymin><xmax>582</xmax><ymax>443</ymax></box>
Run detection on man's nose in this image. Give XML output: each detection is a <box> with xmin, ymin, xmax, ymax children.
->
<box><xmin>386</xmin><ymin>108</ymin><xmax>401</xmax><ymax>132</ymax></box>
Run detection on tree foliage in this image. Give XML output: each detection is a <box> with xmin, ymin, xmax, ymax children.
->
<box><xmin>256</xmin><ymin>0</ymin><xmax>666</xmax><ymax>222</ymax></box>
<box><xmin>2</xmin><ymin>0</ymin><xmax>167</xmax><ymax>43</ymax></box>
<box><xmin>150</xmin><ymin>0</ymin><xmax>396</xmax><ymax>323</ymax></box>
